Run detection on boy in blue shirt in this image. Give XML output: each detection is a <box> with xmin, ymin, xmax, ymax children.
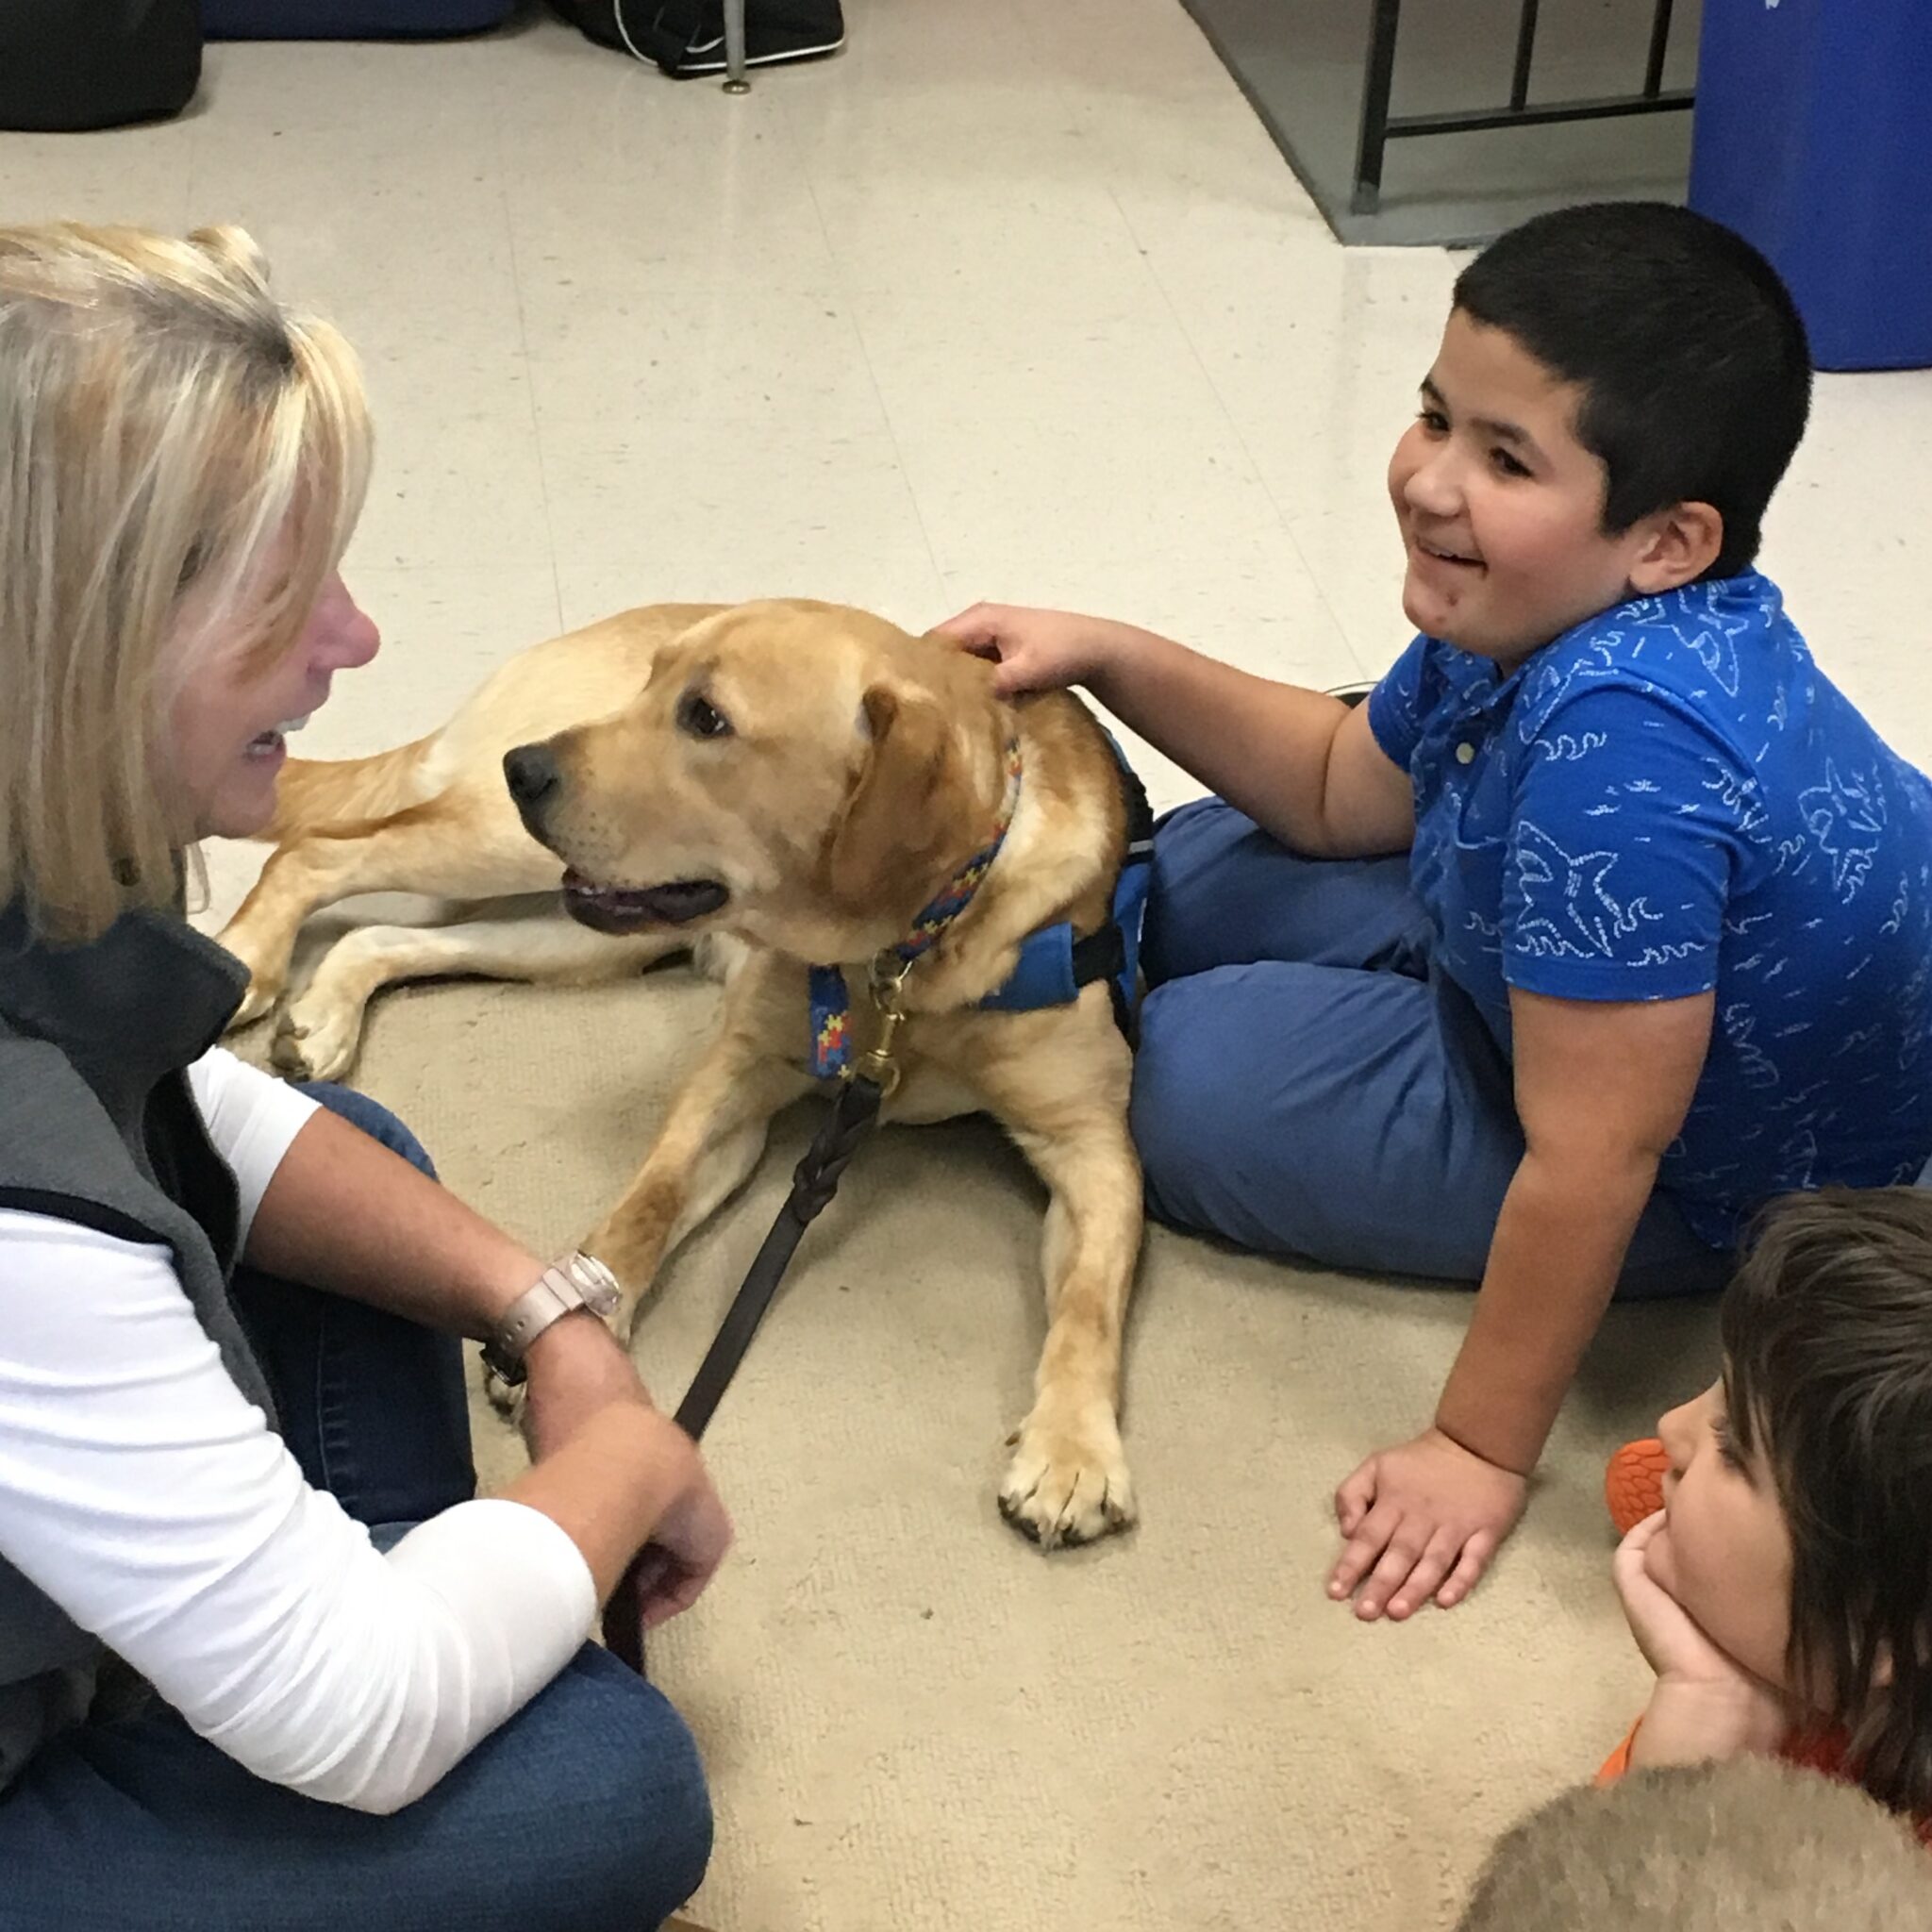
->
<box><xmin>940</xmin><ymin>203</ymin><xmax>1932</xmax><ymax>1624</ymax></box>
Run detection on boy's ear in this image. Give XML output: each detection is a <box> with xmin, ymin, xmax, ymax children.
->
<box><xmin>1626</xmin><ymin>501</ymin><xmax>1724</xmax><ymax>594</ymax></box>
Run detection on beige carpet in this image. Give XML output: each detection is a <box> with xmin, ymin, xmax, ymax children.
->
<box><xmin>228</xmin><ymin>941</ymin><xmax>1716</xmax><ymax>1932</ymax></box>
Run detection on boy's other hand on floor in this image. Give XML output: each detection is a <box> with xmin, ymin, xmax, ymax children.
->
<box><xmin>1330</xmin><ymin>1426</ymin><xmax>1527</xmax><ymax>1620</ymax></box>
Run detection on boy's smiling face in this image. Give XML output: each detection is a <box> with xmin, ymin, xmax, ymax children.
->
<box><xmin>1387</xmin><ymin>309</ymin><xmax>1710</xmax><ymax>670</ymax></box>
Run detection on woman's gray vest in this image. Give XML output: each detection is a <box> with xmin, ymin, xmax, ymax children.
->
<box><xmin>0</xmin><ymin>905</ymin><xmax>274</xmax><ymax>1789</ymax></box>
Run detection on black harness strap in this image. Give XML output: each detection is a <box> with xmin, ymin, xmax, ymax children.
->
<box><xmin>1069</xmin><ymin>751</ymin><xmax>1157</xmax><ymax>1032</ymax></box>
<box><xmin>1067</xmin><ymin>922</ymin><xmax>1125</xmax><ymax>991</ymax></box>
<box><xmin>602</xmin><ymin>1073</ymin><xmax>887</xmax><ymax>1674</ymax></box>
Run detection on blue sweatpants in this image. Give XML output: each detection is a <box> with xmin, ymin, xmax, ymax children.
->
<box><xmin>1130</xmin><ymin>799</ymin><xmax>1729</xmax><ymax>1298</ymax></box>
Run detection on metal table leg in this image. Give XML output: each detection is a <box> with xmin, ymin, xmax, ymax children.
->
<box><xmin>1351</xmin><ymin>0</ymin><xmax>1403</xmax><ymax>214</ymax></box>
<box><xmin>723</xmin><ymin>0</ymin><xmax>750</xmax><ymax>92</ymax></box>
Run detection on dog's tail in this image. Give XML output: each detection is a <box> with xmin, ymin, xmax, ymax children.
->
<box><xmin>257</xmin><ymin>738</ymin><xmax>439</xmax><ymax>842</ymax></box>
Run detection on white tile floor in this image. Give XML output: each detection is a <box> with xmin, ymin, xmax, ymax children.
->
<box><xmin>8</xmin><ymin>0</ymin><xmax>1919</xmax><ymax>874</ymax></box>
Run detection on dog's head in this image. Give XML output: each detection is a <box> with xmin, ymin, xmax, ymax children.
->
<box><xmin>504</xmin><ymin>599</ymin><xmax>1009</xmax><ymax>962</ymax></box>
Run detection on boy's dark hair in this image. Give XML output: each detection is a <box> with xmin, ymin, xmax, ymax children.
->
<box><xmin>1453</xmin><ymin>201</ymin><xmax>1811</xmax><ymax>579</ymax></box>
<box><xmin>1724</xmin><ymin>1187</ymin><xmax>1932</xmax><ymax>1818</ymax></box>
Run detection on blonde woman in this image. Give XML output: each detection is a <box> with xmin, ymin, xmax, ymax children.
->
<box><xmin>0</xmin><ymin>224</ymin><xmax>724</xmax><ymax>1930</ymax></box>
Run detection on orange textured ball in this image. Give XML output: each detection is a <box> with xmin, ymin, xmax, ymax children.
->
<box><xmin>1605</xmin><ymin>1437</ymin><xmax>1670</xmax><ymax>1536</ymax></box>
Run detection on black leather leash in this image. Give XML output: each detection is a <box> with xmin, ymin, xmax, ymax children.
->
<box><xmin>603</xmin><ymin>1070</ymin><xmax>887</xmax><ymax>1674</ymax></box>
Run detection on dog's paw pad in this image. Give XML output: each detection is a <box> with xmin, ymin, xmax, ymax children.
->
<box><xmin>998</xmin><ymin>1408</ymin><xmax>1137</xmax><ymax>1552</ymax></box>
<box><xmin>273</xmin><ymin>1002</ymin><xmax>358</xmax><ymax>1082</ymax></box>
<box><xmin>268</xmin><ymin>1025</ymin><xmax>315</xmax><ymax>1080</ymax></box>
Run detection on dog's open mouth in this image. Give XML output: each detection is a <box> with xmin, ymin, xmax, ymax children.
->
<box><xmin>561</xmin><ymin>871</ymin><xmax>730</xmax><ymax>932</ymax></box>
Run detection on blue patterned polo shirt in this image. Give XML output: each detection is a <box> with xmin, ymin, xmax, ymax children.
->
<box><xmin>1368</xmin><ymin>572</ymin><xmax>1932</xmax><ymax>1245</ymax></box>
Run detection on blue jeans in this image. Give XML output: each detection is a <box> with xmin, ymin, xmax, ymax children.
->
<box><xmin>1130</xmin><ymin>800</ymin><xmax>1730</xmax><ymax>1297</ymax></box>
<box><xmin>0</xmin><ymin>1086</ymin><xmax>711</xmax><ymax>1932</ymax></box>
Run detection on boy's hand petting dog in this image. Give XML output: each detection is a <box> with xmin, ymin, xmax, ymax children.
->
<box><xmin>934</xmin><ymin>602</ymin><xmax>1127</xmax><ymax>699</ymax></box>
<box><xmin>1330</xmin><ymin>1427</ymin><xmax>1527</xmax><ymax>1620</ymax></box>
<box><xmin>1614</xmin><ymin>1510</ymin><xmax>1790</xmax><ymax>1767</ymax></box>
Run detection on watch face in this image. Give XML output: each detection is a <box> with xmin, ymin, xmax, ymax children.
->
<box><xmin>568</xmin><ymin>1254</ymin><xmax>623</xmax><ymax>1317</ymax></box>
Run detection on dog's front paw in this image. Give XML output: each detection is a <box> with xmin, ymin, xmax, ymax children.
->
<box><xmin>999</xmin><ymin>1400</ymin><xmax>1136</xmax><ymax>1550</ymax></box>
<box><xmin>271</xmin><ymin>996</ymin><xmax>358</xmax><ymax>1082</ymax></box>
<box><xmin>227</xmin><ymin>974</ymin><xmax>284</xmax><ymax>1031</ymax></box>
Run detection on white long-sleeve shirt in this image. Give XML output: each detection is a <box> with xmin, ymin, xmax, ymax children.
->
<box><xmin>0</xmin><ymin>1049</ymin><xmax>595</xmax><ymax>1813</ymax></box>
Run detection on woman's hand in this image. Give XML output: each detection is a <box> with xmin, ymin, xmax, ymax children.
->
<box><xmin>1615</xmin><ymin>1511</ymin><xmax>1789</xmax><ymax>1766</ymax></box>
<box><xmin>504</xmin><ymin>1314</ymin><xmax>734</xmax><ymax>1627</ymax></box>
<box><xmin>931</xmin><ymin>603</ymin><xmax>1133</xmax><ymax>698</ymax></box>
<box><xmin>626</xmin><ymin>1463</ymin><xmax>737</xmax><ymax>1631</ymax></box>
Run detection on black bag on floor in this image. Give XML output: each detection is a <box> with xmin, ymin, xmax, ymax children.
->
<box><xmin>551</xmin><ymin>0</ymin><xmax>843</xmax><ymax>77</ymax></box>
<box><xmin>0</xmin><ymin>0</ymin><xmax>202</xmax><ymax>132</ymax></box>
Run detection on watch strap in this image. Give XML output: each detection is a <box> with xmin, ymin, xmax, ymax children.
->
<box><xmin>481</xmin><ymin>1252</ymin><xmax>622</xmax><ymax>1387</ymax></box>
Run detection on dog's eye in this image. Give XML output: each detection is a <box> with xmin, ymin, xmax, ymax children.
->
<box><xmin>676</xmin><ymin>691</ymin><xmax>733</xmax><ymax>741</ymax></box>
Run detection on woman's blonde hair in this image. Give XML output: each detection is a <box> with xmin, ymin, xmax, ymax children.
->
<box><xmin>0</xmin><ymin>223</ymin><xmax>371</xmax><ymax>940</ymax></box>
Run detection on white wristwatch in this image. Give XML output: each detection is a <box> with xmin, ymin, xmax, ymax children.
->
<box><xmin>481</xmin><ymin>1251</ymin><xmax>623</xmax><ymax>1387</ymax></box>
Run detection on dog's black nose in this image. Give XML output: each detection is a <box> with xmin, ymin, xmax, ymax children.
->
<box><xmin>503</xmin><ymin>743</ymin><xmax>561</xmax><ymax>815</ymax></box>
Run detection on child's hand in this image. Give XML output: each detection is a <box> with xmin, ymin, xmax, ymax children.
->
<box><xmin>932</xmin><ymin>603</ymin><xmax>1124</xmax><ymax>698</ymax></box>
<box><xmin>1329</xmin><ymin>1426</ymin><xmax>1528</xmax><ymax>1620</ymax></box>
<box><xmin>1613</xmin><ymin>1510</ymin><xmax>1750</xmax><ymax>1685</ymax></box>
<box><xmin>1614</xmin><ymin>1511</ymin><xmax>1790</xmax><ymax>1765</ymax></box>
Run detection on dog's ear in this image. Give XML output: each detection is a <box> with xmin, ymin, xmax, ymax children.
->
<box><xmin>822</xmin><ymin>684</ymin><xmax>972</xmax><ymax>916</ymax></box>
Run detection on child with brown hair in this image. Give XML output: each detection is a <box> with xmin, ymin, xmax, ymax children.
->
<box><xmin>1604</xmin><ymin>1187</ymin><xmax>1932</xmax><ymax>1840</ymax></box>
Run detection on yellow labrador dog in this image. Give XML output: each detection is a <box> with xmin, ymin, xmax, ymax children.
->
<box><xmin>224</xmin><ymin>600</ymin><xmax>1143</xmax><ymax>1548</ymax></box>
